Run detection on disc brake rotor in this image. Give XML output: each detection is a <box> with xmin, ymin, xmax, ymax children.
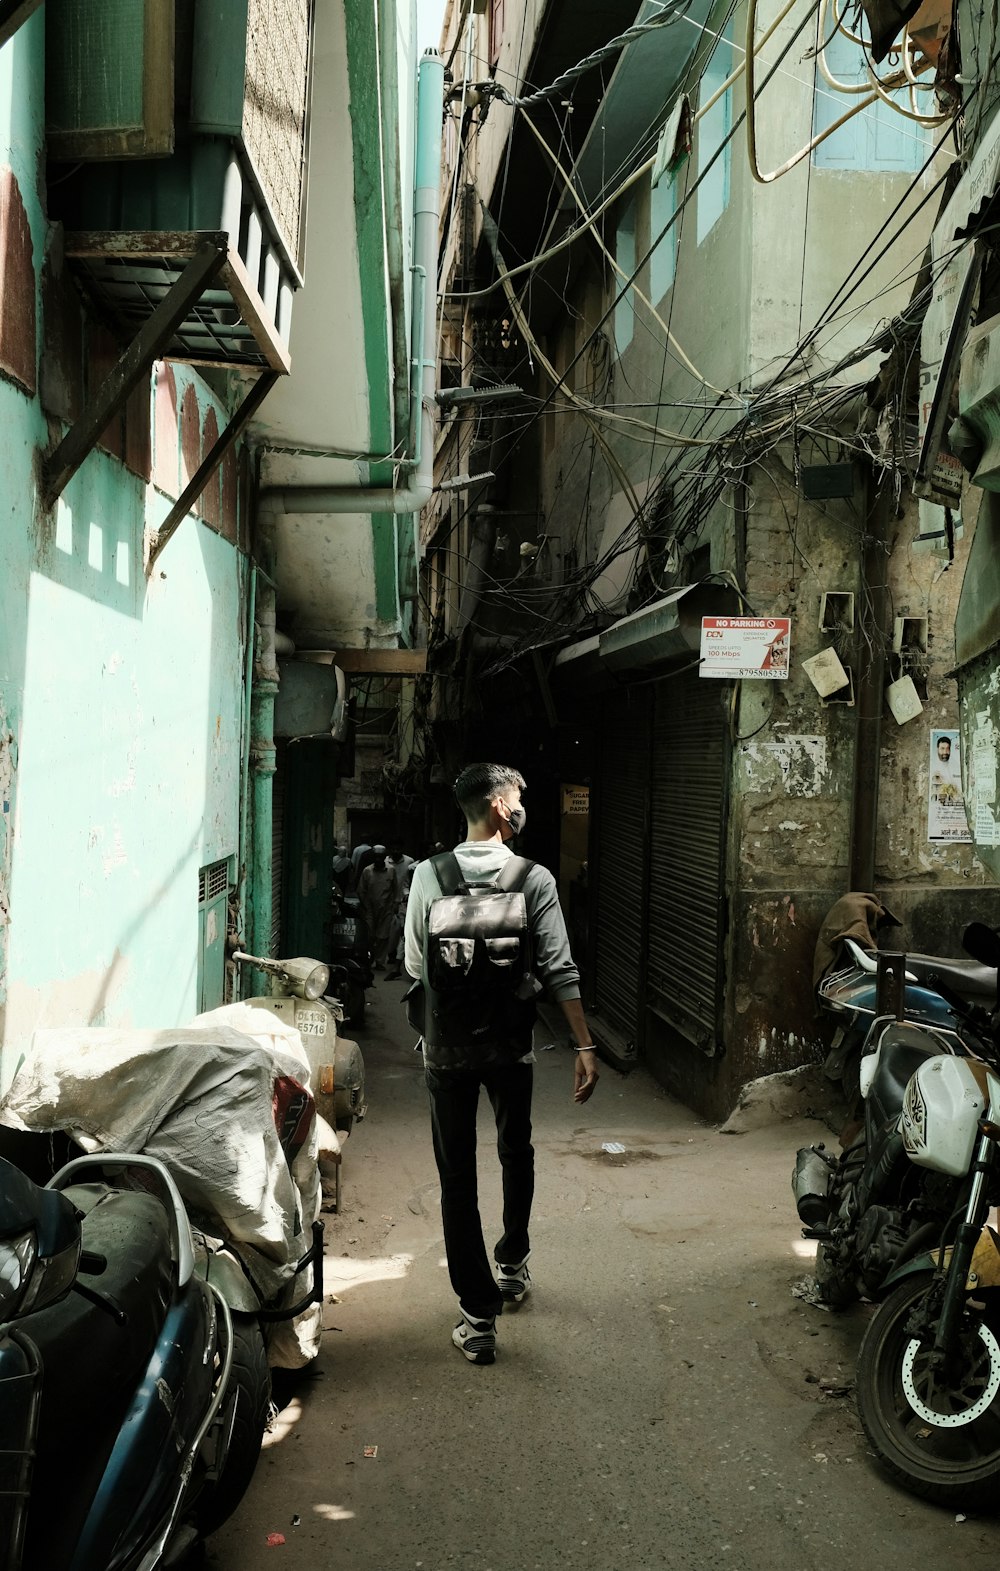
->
<box><xmin>902</xmin><ymin>1321</ymin><xmax>1000</xmax><ymax>1428</ymax></box>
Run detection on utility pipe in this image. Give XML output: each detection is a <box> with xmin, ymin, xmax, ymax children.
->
<box><xmin>237</xmin><ymin>559</ymin><xmax>258</xmax><ymax>976</ymax></box>
<box><xmin>260</xmin><ymin>50</ymin><xmax>445</xmax><ymax>521</ymax></box>
<box><xmin>380</xmin><ymin>0</ymin><xmax>412</xmax><ymax>456</ymax></box>
<box><xmin>249</xmin><ymin>584</ymin><xmax>279</xmax><ymax>995</ymax></box>
<box><xmin>848</xmin><ymin>473</ymin><xmax>890</xmax><ymax>891</ymax></box>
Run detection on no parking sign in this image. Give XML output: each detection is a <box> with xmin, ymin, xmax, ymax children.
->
<box><xmin>700</xmin><ymin>616</ymin><xmax>791</xmax><ymax>680</ymax></box>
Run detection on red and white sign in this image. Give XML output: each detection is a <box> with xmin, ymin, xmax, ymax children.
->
<box><xmin>700</xmin><ymin>616</ymin><xmax>791</xmax><ymax>680</ymax></box>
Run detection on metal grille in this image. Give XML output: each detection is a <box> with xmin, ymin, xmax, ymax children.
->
<box><xmin>198</xmin><ymin>859</ymin><xmax>230</xmax><ymax>905</ymax></box>
<box><xmin>592</xmin><ymin>689</ymin><xmax>650</xmax><ymax>1044</ymax></box>
<box><xmin>242</xmin><ymin>0</ymin><xmax>310</xmax><ymax>256</ymax></box>
<box><xmin>76</xmin><ymin>254</ymin><xmax>276</xmax><ymax>370</ymax></box>
<box><xmin>646</xmin><ymin>672</ymin><xmax>728</xmax><ymax>1054</ymax></box>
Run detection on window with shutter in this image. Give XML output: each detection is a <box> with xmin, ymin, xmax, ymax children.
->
<box><xmin>813</xmin><ymin>28</ymin><xmax>927</xmax><ymax>172</ymax></box>
<box><xmin>489</xmin><ymin>0</ymin><xmax>505</xmax><ymax>69</ymax></box>
<box><xmin>615</xmin><ymin>197</ymin><xmax>637</xmax><ymax>354</ymax></box>
<box><xmin>697</xmin><ymin>23</ymin><xmax>733</xmax><ymax>245</ymax></box>
<box><xmin>650</xmin><ymin>171</ymin><xmax>677</xmax><ymax>303</ymax></box>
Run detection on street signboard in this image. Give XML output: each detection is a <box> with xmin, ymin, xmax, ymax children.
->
<box><xmin>700</xmin><ymin>616</ymin><xmax>791</xmax><ymax>680</ymax></box>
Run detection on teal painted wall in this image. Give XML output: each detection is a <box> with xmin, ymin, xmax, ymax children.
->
<box><xmin>0</xmin><ymin>16</ymin><xmax>249</xmax><ymax>1087</ymax></box>
<box><xmin>0</xmin><ymin>14</ymin><xmax>47</xmax><ymax>1086</ymax></box>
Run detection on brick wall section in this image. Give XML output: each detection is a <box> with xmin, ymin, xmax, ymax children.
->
<box><xmin>0</xmin><ymin>168</ymin><xmax>36</xmax><ymax>395</ymax></box>
<box><xmin>200</xmin><ymin>407</ymin><xmax>222</xmax><ymax>529</ymax></box>
<box><xmin>39</xmin><ymin>251</ymin><xmax>81</xmax><ymax>421</ymax></box>
<box><xmin>221</xmin><ymin>445</ymin><xmax>238</xmax><ymax>544</ymax></box>
<box><xmin>154</xmin><ymin>362</ymin><xmax>179</xmax><ymax>495</ymax></box>
<box><xmin>180</xmin><ymin>384</ymin><xmax>200</xmax><ymax>492</ymax></box>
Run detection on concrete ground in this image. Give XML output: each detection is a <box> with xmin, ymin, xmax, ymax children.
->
<box><xmin>207</xmin><ymin>985</ymin><xmax>1000</xmax><ymax>1570</ymax></box>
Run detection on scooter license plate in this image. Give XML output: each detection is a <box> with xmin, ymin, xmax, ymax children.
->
<box><xmin>331</xmin><ymin>921</ymin><xmax>355</xmax><ymax>938</ymax></box>
<box><xmin>297</xmin><ymin>1010</ymin><xmax>328</xmax><ymax>1037</ymax></box>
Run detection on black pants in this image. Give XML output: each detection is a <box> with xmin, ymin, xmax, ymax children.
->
<box><xmin>425</xmin><ymin>1059</ymin><xmax>534</xmax><ymax>1322</ymax></box>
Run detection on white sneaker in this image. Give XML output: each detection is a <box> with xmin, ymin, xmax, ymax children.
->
<box><xmin>452</xmin><ymin>1313</ymin><xmax>497</xmax><ymax>1364</ymax></box>
<box><xmin>496</xmin><ymin>1258</ymin><xmax>531</xmax><ymax>1304</ymax></box>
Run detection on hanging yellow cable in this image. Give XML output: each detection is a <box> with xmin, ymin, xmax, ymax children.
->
<box><xmin>745</xmin><ymin>0</ymin><xmax>949</xmax><ymax>184</ymax></box>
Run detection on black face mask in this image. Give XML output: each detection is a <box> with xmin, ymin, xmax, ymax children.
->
<box><xmin>506</xmin><ymin>806</ymin><xmax>526</xmax><ymax>835</ymax></box>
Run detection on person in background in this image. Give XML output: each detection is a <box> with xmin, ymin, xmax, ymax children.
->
<box><xmin>346</xmin><ymin>842</ymin><xmax>370</xmax><ymax>879</ymax></box>
<box><xmin>384</xmin><ymin>848</ymin><xmax>414</xmax><ymax>981</ymax></box>
<box><xmin>357</xmin><ymin>845</ymin><xmax>396</xmax><ymax>969</ymax></box>
<box><xmin>404</xmin><ymin>762</ymin><xmax>599</xmax><ymax>1366</ymax></box>
<box><xmin>331</xmin><ymin>844</ymin><xmax>353</xmax><ymax>894</ymax></box>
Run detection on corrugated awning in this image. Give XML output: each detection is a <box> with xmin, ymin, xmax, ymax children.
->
<box><xmin>553</xmin><ymin>582</ymin><xmax>740</xmax><ymax>683</ymax></box>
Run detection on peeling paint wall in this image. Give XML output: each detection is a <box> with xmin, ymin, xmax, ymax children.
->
<box><xmin>0</xmin><ymin>18</ymin><xmax>250</xmax><ymax>1088</ymax></box>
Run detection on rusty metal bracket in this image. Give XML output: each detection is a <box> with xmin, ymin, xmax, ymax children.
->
<box><xmin>42</xmin><ymin>240</ymin><xmax>227</xmax><ymax>508</ymax></box>
<box><xmin>0</xmin><ymin>0</ymin><xmax>42</xmax><ymax>47</ymax></box>
<box><xmin>877</xmin><ymin>951</ymin><xmax>907</xmax><ymax>1023</ymax></box>
<box><xmin>146</xmin><ymin>369</ymin><xmax>279</xmax><ymax>571</ymax></box>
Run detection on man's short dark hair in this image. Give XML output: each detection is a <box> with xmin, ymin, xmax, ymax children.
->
<box><xmin>454</xmin><ymin>762</ymin><xmax>526</xmax><ymax>825</ymax></box>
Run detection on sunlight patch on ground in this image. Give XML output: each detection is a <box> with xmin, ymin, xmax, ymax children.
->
<box><xmin>263</xmin><ymin>1397</ymin><xmax>303</xmax><ymax>1449</ymax></box>
<box><xmin>313</xmin><ymin>1503</ymin><xmax>356</xmax><ymax>1522</ymax></box>
<box><xmin>325</xmin><ymin>1253</ymin><xmax>414</xmax><ymax>1292</ymax></box>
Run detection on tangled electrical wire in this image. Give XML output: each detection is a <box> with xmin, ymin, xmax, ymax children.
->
<box><xmin>423</xmin><ymin>0</ymin><xmax>989</xmax><ymax>696</ymax></box>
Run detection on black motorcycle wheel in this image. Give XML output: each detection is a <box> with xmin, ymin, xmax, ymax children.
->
<box><xmin>857</xmin><ymin>1271</ymin><xmax>1000</xmax><ymax>1507</ymax></box>
<box><xmin>194</xmin><ymin>1314</ymin><xmax>271</xmax><ymax>1534</ymax></box>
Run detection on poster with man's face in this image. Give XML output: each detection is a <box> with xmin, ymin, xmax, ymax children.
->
<box><xmin>928</xmin><ymin>728</ymin><xmax>971</xmax><ymax>843</ymax></box>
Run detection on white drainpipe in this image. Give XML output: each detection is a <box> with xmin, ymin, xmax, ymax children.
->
<box><xmin>261</xmin><ymin>49</ymin><xmax>444</xmax><ymax>520</ymax></box>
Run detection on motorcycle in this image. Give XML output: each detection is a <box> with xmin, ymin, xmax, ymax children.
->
<box><xmin>794</xmin><ymin>924</ymin><xmax>1000</xmax><ymax>1505</ymax></box>
<box><xmin>328</xmin><ymin>888</ymin><xmax>374</xmax><ymax>1028</ymax></box>
<box><xmin>815</xmin><ymin>892</ymin><xmax>998</xmax><ymax>1107</ymax></box>
<box><xmin>795</xmin><ymin>926</ymin><xmax>998</xmax><ymax>1307</ymax></box>
<box><xmin>0</xmin><ymin>1150</ymin><xmax>270</xmax><ymax>1570</ymax></box>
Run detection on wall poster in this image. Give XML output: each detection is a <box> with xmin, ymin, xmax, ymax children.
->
<box><xmin>928</xmin><ymin>727</ymin><xmax>972</xmax><ymax>844</ymax></box>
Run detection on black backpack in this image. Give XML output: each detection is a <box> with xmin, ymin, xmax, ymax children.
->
<box><xmin>414</xmin><ymin>852</ymin><xmax>541</xmax><ymax>1068</ymax></box>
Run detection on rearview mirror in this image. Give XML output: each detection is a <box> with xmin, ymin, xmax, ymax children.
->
<box><xmin>962</xmin><ymin>922</ymin><xmax>1000</xmax><ymax>970</ymax></box>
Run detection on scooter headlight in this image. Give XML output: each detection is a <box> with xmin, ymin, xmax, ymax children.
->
<box><xmin>302</xmin><ymin>964</ymin><xmax>330</xmax><ymax>1001</ymax></box>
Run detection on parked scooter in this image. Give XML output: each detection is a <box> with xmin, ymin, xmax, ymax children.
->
<box><xmin>794</xmin><ymin>925</ymin><xmax>1000</xmax><ymax>1505</ymax></box>
<box><xmin>1</xmin><ymin>1019</ymin><xmax>328</xmax><ymax>1369</ymax></box>
<box><xmin>328</xmin><ymin>888</ymin><xmax>374</xmax><ymax>1028</ymax></box>
<box><xmin>233</xmin><ymin>951</ymin><xmax>367</xmax><ymax>1134</ymax></box>
<box><xmin>0</xmin><ymin>1151</ymin><xmax>269</xmax><ymax>1570</ymax></box>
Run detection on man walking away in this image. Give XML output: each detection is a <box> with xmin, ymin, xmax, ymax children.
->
<box><xmin>384</xmin><ymin>843</ymin><xmax>414</xmax><ymax>981</ymax></box>
<box><xmin>358</xmin><ymin>845</ymin><xmax>396</xmax><ymax>969</ymax></box>
<box><xmin>404</xmin><ymin>762</ymin><xmax>599</xmax><ymax>1365</ymax></box>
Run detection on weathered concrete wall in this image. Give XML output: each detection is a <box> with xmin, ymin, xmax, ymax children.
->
<box><xmin>717</xmin><ymin>457</ymin><xmax>995</xmax><ymax>1121</ymax></box>
<box><xmin>0</xmin><ymin>15</ymin><xmax>250</xmax><ymax>1087</ymax></box>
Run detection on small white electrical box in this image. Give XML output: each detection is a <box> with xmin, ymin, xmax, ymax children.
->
<box><xmin>802</xmin><ymin>648</ymin><xmax>850</xmax><ymax>698</ymax></box>
<box><xmin>886</xmin><ymin>675</ymin><xmax>924</xmax><ymax>724</ymax></box>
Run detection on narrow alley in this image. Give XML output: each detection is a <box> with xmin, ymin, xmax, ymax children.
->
<box><xmin>208</xmin><ymin>991</ymin><xmax>1000</xmax><ymax>1571</ymax></box>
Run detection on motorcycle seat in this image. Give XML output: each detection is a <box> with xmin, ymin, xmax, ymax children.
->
<box><xmin>904</xmin><ymin>952</ymin><xmax>998</xmax><ymax>1001</ymax></box>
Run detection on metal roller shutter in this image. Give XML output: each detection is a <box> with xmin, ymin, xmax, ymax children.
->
<box><xmin>646</xmin><ymin>671</ymin><xmax>729</xmax><ymax>1053</ymax></box>
<box><xmin>593</xmin><ymin>689</ymin><xmax>650</xmax><ymax>1046</ymax></box>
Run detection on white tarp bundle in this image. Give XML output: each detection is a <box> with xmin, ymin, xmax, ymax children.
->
<box><xmin>0</xmin><ymin>1010</ymin><xmax>323</xmax><ymax>1367</ymax></box>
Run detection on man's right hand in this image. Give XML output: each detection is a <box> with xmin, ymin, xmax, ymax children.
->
<box><xmin>573</xmin><ymin>1048</ymin><xmax>599</xmax><ymax>1103</ymax></box>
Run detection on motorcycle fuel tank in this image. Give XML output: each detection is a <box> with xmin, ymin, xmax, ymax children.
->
<box><xmin>822</xmin><ymin>972</ymin><xmax>966</xmax><ymax>1031</ymax></box>
<box><xmin>901</xmin><ymin>1055</ymin><xmax>998</xmax><ymax>1177</ymax></box>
